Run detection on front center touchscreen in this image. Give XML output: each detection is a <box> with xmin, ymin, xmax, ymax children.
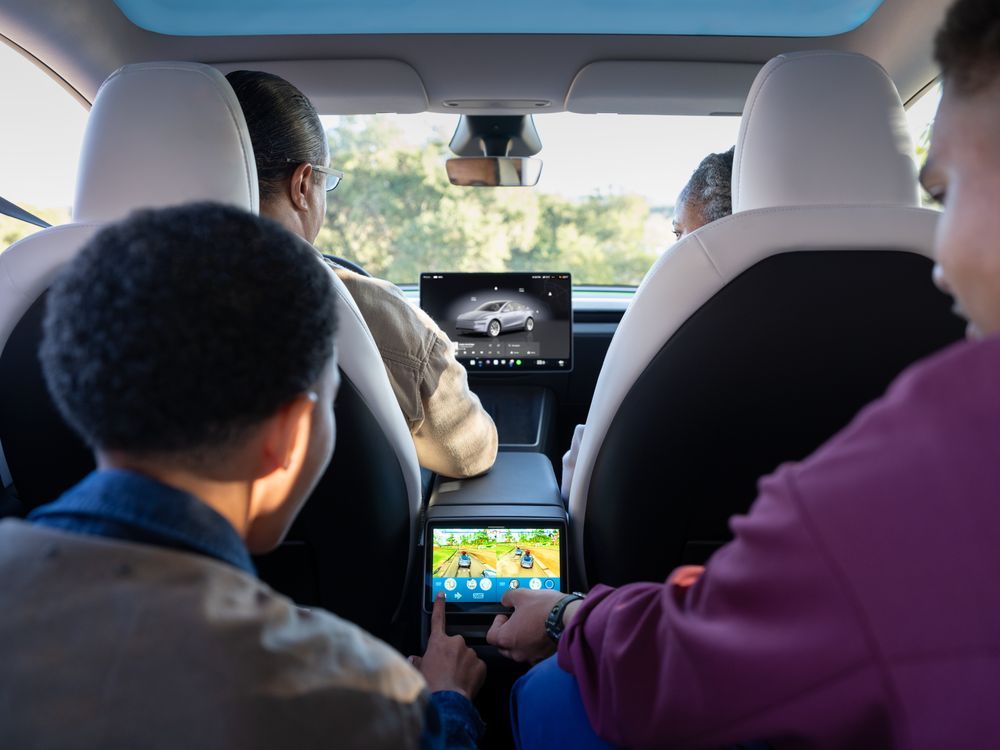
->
<box><xmin>419</xmin><ymin>272</ymin><xmax>572</xmax><ymax>372</ymax></box>
<box><xmin>427</xmin><ymin>525</ymin><xmax>563</xmax><ymax>611</ymax></box>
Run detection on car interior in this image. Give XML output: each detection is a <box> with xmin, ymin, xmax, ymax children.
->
<box><xmin>0</xmin><ymin>0</ymin><xmax>964</xmax><ymax>745</ymax></box>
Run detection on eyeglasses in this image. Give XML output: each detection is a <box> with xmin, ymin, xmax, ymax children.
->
<box><xmin>312</xmin><ymin>164</ymin><xmax>344</xmax><ymax>192</ymax></box>
<box><xmin>283</xmin><ymin>159</ymin><xmax>344</xmax><ymax>192</ymax></box>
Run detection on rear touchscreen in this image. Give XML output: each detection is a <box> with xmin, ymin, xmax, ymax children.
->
<box><xmin>419</xmin><ymin>272</ymin><xmax>572</xmax><ymax>371</ymax></box>
<box><xmin>427</xmin><ymin>526</ymin><xmax>563</xmax><ymax>610</ymax></box>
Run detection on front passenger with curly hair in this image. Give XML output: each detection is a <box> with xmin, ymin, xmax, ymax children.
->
<box><xmin>672</xmin><ymin>146</ymin><xmax>735</xmax><ymax>240</ymax></box>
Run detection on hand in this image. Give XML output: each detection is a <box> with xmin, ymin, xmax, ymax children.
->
<box><xmin>486</xmin><ymin>588</ymin><xmax>572</xmax><ymax>664</ymax></box>
<box><xmin>410</xmin><ymin>594</ymin><xmax>486</xmax><ymax>699</ymax></box>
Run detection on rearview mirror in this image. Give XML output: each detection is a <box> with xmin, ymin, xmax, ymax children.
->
<box><xmin>446</xmin><ymin>156</ymin><xmax>542</xmax><ymax>187</ymax></box>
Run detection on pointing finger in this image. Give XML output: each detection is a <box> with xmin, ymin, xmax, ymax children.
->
<box><xmin>431</xmin><ymin>592</ymin><xmax>447</xmax><ymax>634</ymax></box>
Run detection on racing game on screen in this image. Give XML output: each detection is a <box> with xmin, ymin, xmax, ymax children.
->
<box><xmin>430</xmin><ymin>527</ymin><xmax>562</xmax><ymax>604</ymax></box>
<box><xmin>420</xmin><ymin>272</ymin><xmax>572</xmax><ymax>371</ymax></box>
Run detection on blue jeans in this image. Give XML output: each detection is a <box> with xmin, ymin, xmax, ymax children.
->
<box><xmin>511</xmin><ymin>655</ymin><xmax>614</xmax><ymax>749</ymax></box>
<box><xmin>512</xmin><ymin>655</ymin><xmax>771</xmax><ymax>750</ymax></box>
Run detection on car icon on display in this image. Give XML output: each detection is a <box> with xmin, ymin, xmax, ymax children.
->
<box><xmin>520</xmin><ymin>552</ymin><xmax>534</xmax><ymax>569</ymax></box>
<box><xmin>456</xmin><ymin>300</ymin><xmax>535</xmax><ymax>337</ymax></box>
<box><xmin>458</xmin><ymin>551</ymin><xmax>472</xmax><ymax>568</ymax></box>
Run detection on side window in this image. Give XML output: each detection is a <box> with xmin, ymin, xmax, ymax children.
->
<box><xmin>0</xmin><ymin>43</ymin><xmax>88</xmax><ymax>252</ymax></box>
<box><xmin>906</xmin><ymin>82</ymin><xmax>942</xmax><ymax>207</ymax></box>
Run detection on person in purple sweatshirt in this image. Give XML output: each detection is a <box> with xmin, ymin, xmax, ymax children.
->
<box><xmin>487</xmin><ymin>1</ymin><xmax>1000</xmax><ymax>747</ymax></box>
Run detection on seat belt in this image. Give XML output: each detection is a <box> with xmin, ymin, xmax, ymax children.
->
<box><xmin>0</xmin><ymin>436</ymin><xmax>13</xmax><ymax>504</ymax></box>
<box><xmin>0</xmin><ymin>195</ymin><xmax>51</xmax><ymax>229</ymax></box>
<box><xmin>0</xmin><ymin>479</ymin><xmax>22</xmax><ymax>519</ymax></box>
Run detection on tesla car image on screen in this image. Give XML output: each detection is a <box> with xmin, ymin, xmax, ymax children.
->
<box><xmin>456</xmin><ymin>300</ymin><xmax>535</xmax><ymax>337</ymax></box>
<box><xmin>420</xmin><ymin>272</ymin><xmax>571</xmax><ymax>371</ymax></box>
<box><xmin>430</xmin><ymin>527</ymin><xmax>561</xmax><ymax>604</ymax></box>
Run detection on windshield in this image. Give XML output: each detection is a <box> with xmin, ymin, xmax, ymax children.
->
<box><xmin>476</xmin><ymin>302</ymin><xmax>506</xmax><ymax>312</ymax></box>
<box><xmin>0</xmin><ymin>72</ymin><xmax>941</xmax><ymax>279</ymax></box>
<box><xmin>316</xmin><ymin>112</ymin><xmax>740</xmax><ymax>286</ymax></box>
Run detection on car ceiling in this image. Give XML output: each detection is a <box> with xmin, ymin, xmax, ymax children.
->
<box><xmin>0</xmin><ymin>0</ymin><xmax>947</xmax><ymax>115</ymax></box>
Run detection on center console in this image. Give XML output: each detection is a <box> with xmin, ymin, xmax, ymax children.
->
<box><xmin>422</xmin><ymin>451</ymin><xmax>567</xmax><ymax>643</ymax></box>
<box><xmin>418</xmin><ymin>271</ymin><xmax>571</xmax><ymax>644</ymax></box>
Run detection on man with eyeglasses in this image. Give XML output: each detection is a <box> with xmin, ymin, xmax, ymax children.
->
<box><xmin>227</xmin><ymin>70</ymin><xmax>498</xmax><ymax>482</ymax></box>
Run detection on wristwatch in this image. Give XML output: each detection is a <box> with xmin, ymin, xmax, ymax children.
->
<box><xmin>544</xmin><ymin>592</ymin><xmax>586</xmax><ymax>643</ymax></box>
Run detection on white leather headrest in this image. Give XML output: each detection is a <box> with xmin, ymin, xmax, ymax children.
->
<box><xmin>73</xmin><ymin>62</ymin><xmax>258</xmax><ymax>223</ymax></box>
<box><xmin>733</xmin><ymin>51</ymin><xmax>918</xmax><ymax>212</ymax></box>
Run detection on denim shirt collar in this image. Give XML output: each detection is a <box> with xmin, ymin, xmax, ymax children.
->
<box><xmin>29</xmin><ymin>469</ymin><xmax>255</xmax><ymax>575</ymax></box>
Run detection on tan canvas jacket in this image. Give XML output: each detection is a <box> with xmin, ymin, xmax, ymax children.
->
<box><xmin>0</xmin><ymin>520</ymin><xmax>428</xmax><ymax>750</ymax></box>
<box><xmin>335</xmin><ymin>268</ymin><xmax>498</xmax><ymax>478</ymax></box>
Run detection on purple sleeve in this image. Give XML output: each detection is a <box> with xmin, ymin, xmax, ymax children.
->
<box><xmin>557</xmin><ymin>470</ymin><xmax>888</xmax><ymax>749</ymax></box>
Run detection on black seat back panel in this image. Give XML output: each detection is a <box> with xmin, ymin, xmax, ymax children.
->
<box><xmin>583</xmin><ymin>250</ymin><xmax>965</xmax><ymax>587</ymax></box>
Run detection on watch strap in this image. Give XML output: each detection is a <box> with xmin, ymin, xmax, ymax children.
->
<box><xmin>544</xmin><ymin>592</ymin><xmax>585</xmax><ymax>643</ymax></box>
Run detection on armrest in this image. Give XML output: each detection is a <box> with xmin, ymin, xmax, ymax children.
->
<box><xmin>430</xmin><ymin>452</ymin><xmax>561</xmax><ymax>509</ymax></box>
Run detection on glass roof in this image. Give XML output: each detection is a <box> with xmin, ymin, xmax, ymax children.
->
<box><xmin>113</xmin><ymin>0</ymin><xmax>885</xmax><ymax>37</ymax></box>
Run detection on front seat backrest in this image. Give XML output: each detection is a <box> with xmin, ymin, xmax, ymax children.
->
<box><xmin>569</xmin><ymin>51</ymin><xmax>965</xmax><ymax>590</ymax></box>
<box><xmin>0</xmin><ymin>61</ymin><xmax>422</xmax><ymax>639</ymax></box>
<box><xmin>0</xmin><ymin>61</ymin><xmax>258</xmax><ymax>508</ymax></box>
<box><xmin>255</xmin><ymin>259</ymin><xmax>423</xmax><ymax>639</ymax></box>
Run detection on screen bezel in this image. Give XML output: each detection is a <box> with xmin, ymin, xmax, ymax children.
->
<box><xmin>419</xmin><ymin>272</ymin><xmax>573</xmax><ymax>373</ymax></box>
<box><xmin>424</xmin><ymin>520</ymin><xmax>568</xmax><ymax>614</ymax></box>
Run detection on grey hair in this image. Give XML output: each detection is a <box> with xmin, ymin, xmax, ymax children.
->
<box><xmin>677</xmin><ymin>146</ymin><xmax>735</xmax><ymax>224</ymax></box>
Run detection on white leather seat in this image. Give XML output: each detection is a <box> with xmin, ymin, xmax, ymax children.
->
<box><xmin>0</xmin><ymin>61</ymin><xmax>258</xmax><ymax>500</ymax></box>
<box><xmin>0</xmin><ymin>61</ymin><xmax>421</xmax><ymax>634</ymax></box>
<box><xmin>272</xmin><ymin>250</ymin><xmax>424</xmax><ymax>634</ymax></box>
<box><xmin>568</xmin><ymin>51</ymin><xmax>964</xmax><ymax>590</ymax></box>
<box><xmin>0</xmin><ymin>60</ymin><xmax>259</xmax><ymax>354</ymax></box>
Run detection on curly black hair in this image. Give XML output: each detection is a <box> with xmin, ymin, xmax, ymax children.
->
<box><xmin>678</xmin><ymin>146</ymin><xmax>735</xmax><ymax>224</ymax></box>
<box><xmin>935</xmin><ymin>0</ymin><xmax>1000</xmax><ymax>95</ymax></box>
<box><xmin>40</xmin><ymin>202</ymin><xmax>337</xmax><ymax>459</ymax></box>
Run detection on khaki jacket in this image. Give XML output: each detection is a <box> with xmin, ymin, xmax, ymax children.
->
<box><xmin>0</xmin><ymin>520</ymin><xmax>428</xmax><ymax>750</ymax></box>
<box><xmin>336</xmin><ymin>269</ymin><xmax>498</xmax><ymax>478</ymax></box>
